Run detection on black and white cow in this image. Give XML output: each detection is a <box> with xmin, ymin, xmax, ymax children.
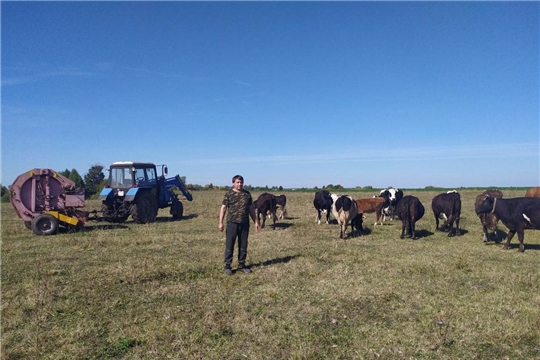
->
<box><xmin>274</xmin><ymin>194</ymin><xmax>287</xmax><ymax>220</ymax></box>
<box><xmin>395</xmin><ymin>195</ymin><xmax>424</xmax><ymax>239</ymax></box>
<box><xmin>334</xmin><ymin>195</ymin><xmax>358</xmax><ymax>239</ymax></box>
<box><xmin>476</xmin><ymin>195</ymin><xmax>540</xmax><ymax>252</ymax></box>
<box><xmin>313</xmin><ymin>190</ymin><xmax>334</xmax><ymax>225</ymax></box>
<box><xmin>378</xmin><ymin>188</ymin><xmax>404</xmax><ymax>222</ymax></box>
<box><xmin>431</xmin><ymin>192</ymin><xmax>461</xmax><ymax>236</ymax></box>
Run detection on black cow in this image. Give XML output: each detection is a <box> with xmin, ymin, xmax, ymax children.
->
<box><xmin>255</xmin><ymin>193</ymin><xmax>277</xmax><ymax>229</ymax></box>
<box><xmin>395</xmin><ymin>195</ymin><xmax>425</xmax><ymax>239</ymax></box>
<box><xmin>379</xmin><ymin>188</ymin><xmax>404</xmax><ymax>221</ymax></box>
<box><xmin>431</xmin><ymin>192</ymin><xmax>461</xmax><ymax>236</ymax></box>
<box><xmin>313</xmin><ymin>190</ymin><xmax>333</xmax><ymax>225</ymax></box>
<box><xmin>476</xmin><ymin>195</ymin><xmax>540</xmax><ymax>252</ymax></box>
<box><xmin>475</xmin><ymin>189</ymin><xmax>503</xmax><ymax>242</ymax></box>
<box><xmin>275</xmin><ymin>194</ymin><xmax>287</xmax><ymax>220</ymax></box>
<box><xmin>351</xmin><ymin>213</ymin><xmax>364</xmax><ymax>237</ymax></box>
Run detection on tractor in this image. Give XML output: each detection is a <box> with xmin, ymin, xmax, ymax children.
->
<box><xmin>98</xmin><ymin>162</ymin><xmax>193</xmax><ymax>223</ymax></box>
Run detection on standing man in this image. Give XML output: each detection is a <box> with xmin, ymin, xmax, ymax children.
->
<box><xmin>219</xmin><ymin>175</ymin><xmax>260</xmax><ymax>275</ymax></box>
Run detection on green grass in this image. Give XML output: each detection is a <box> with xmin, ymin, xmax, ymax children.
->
<box><xmin>2</xmin><ymin>189</ymin><xmax>540</xmax><ymax>359</ymax></box>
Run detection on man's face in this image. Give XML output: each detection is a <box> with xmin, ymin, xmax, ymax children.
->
<box><xmin>233</xmin><ymin>178</ymin><xmax>243</xmax><ymax>191</ymax></box>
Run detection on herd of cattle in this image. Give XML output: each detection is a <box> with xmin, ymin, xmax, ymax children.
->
<box><xmin>254</xmin><ymin>186</ymin><xmax>540</xmax><ymax>253</ymax></box>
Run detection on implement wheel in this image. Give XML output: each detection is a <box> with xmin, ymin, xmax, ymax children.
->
<box><xmin>31</xmin><ymin>214</ymin><xmax>59</xmax><ymax>236</ymax></box>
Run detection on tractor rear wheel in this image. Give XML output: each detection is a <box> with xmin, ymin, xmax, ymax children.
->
<box><xmin>131</xmin><ymin>192</ymin><xmax>158</xmax><ymax>224</ymax></box>
<box><xmin>31</xmin><ymin>214</ymin><xmax>59</xmax><ymax>236</ymax></box>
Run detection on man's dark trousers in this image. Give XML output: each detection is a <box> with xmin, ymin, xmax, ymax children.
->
<box><xmin>224</xmin><ymin>222</ymin><xmax>249</xmax><ymax>268</ymax></box>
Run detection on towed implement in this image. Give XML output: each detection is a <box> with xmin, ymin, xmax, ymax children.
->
<box><xmin>10</xmin><ymin>168</ymin><xmax>89</xmax><ymax>235</ymax></box>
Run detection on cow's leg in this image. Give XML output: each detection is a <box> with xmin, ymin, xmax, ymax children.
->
<box><xmin>326</xmin><ymin>210</ymin><xmax>330</xmax><ymax>224</ymax></box>
<box><xmin>446</xmin><ymin>215</ymin><xmax>455</xmax><ymax>237</ymax></box>
<box><xmin>272</xmin><ymin>210</ymin><xmax>277</xmax><ymax>230</ymax></box>
<box><xmin>517</xmin><ymin>229</ymin><xmax>525</xmax><ymax>253</ymax></box>
<box><xmin>455</xmin><ymin>217</ymin><xmax>460</xmax><ymax>236</ymax></box>
<box><xmin>483</xmin><ymin>224</ymin><xmax>491</xmax><ymax>242</ymax></box>
<box><xmin>503</xmin><ymin>229</ymin><xmax>516</xmax><ymax>250</ymax></box>
<box><xmin>316</xmin><ymin>210</ymin><xmax>321</xmax><ymax>224</ymax></box>
<box><xmin>434</xmin><ymin>212</ymin><xmax>440</xmax><ymax>230</ymax></box>
<box><xmin>400</xmin><ymin>220</ymin><xmax>406</xmax><ymax>239</ymax></box>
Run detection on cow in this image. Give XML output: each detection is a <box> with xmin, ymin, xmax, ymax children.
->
<box><xmin>274</xmin><ymin>194</ymin><xmax>287</xmax><ymax>220</ymax></box>
<box><xmin>431</xmin><ymin>192</ymin><xmax>461</xmax><ymax>236</ymax></box>
<box><xmin>334</xmin><ymin>195</ymin><xmax>358</xmax><ymax>239</ymax></box>
<box><xmin>394</xmin><ymin>195</ymin><xmax>425</xmax><ymax>239</ymax></box>
<box><xmin>475</xmin><ymin>195</ymin><xmax>540</xmax><ymax>252</ymax></box>
<box><xmin>355</xmin><ymin>197</ymin><xmax>385</xmax><ymax>226</ymax></box>
<box><xmin>525</xmin><ymin>187</ymin><xmax>540</xmax><ymax>198</ymax></box>
<box><xmin>378</xmin><ymin>188</ymin><xmax>404</xmax><ymax>222</ymax></box>
<box><xmin>313</xmin><ymin>191</ymin><xmax>333</xmax><ymax>225</ymax></box>
<box><xmin>475</xmin><ymin>190</ymin><xmax>503</xmax><ymax>243</ymax></box>
<box><xmin>255</xmin><ymin>193</ymin><xmax>277</xmax><ymax>229</ymax></box>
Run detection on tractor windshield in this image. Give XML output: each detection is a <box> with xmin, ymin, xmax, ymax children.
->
<box><xmin>110</xmin><ymin>167</ymin><xmax>133</xmax><ymax>188</ymax></box>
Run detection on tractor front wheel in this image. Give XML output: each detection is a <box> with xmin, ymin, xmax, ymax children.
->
<box><xmin>171</xmin><ymin>199</ymin><xmax>184</xmax><ymax>220</ymax></box>
<box><xmin>31</xmin><ymin>214</ymin><xmax>59</xmax><ymax>236</ymax></box>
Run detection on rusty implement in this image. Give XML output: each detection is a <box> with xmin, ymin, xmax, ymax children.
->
<box><xmin>10</xmin><ymin>168</ymin><xmax>88</xmax><ymax>235</ymax></box>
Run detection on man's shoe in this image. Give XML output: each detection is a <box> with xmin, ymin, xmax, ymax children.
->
<box><xmin>224</xmin><ymin>268</ymin><xmax>233</xmax><ymax>276</ymax></box>
<box><xmin>239</xmin><ymin>267</ymin><xmax>252</xmax><ymax>274</ymax></box>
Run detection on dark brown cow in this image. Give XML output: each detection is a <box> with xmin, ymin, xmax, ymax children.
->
<box><xmin>525</xmin><ymin>187</ymin><xmax>540</xmax><ymax>198</ymax></box>
<box><xmin>395</xmin><ymin>195</ymin><xmax>425</xmax><ymax>239</ymax></box>
<box><xmin>431</xmin><ymin>192</ymin><xmax>461</xmax><ymax>236</ymax></box>
<box><xmin>255</xmin><ymin>193</ymin><xmax>277</xmax><ymax>229</ymax></box>
<box><xmin>355</xmin><ymin>197</ymin><xmax>385</xmax><ymax>226</ymax></box>
<box><xmin>476</xmin><ymin>195</ymin><xmax>540</xmax><ymax>252</ymax></box>
<box><xmin>475</xmin><ymin>189</ymin><xmax>503</xmax><ymax>243</ymax></box>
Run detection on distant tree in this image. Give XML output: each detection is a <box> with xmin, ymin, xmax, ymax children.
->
<box><xmin>68</xmin><ymin>169</ymin><xmax>84</xmax><ymax>188</ymax></box>
<box><xmin>336</xmin><ymin>184</ymin><xmax>344</xmax><ymax>190</ymax></box>
<box><xmin>363</xmin><ymin>186</ymin><xmax>373</xmax><ymax>190</ymax></box>
<box><xmin>180</xmin><ymin>176</ymin><xmax>187</xmax><ymax>185</ymax></box>
<box><xmin>1</xmin><ymin>184</ymin><xmax>9</xmax><ymax>203</ymax></box>
<box><xmin>314</xmin><ymin>186</ymin><xmax>319</xmax><ymax>190</ymax></box>
<box><xmin>59</xmin><ymin>169</ymin><xmax>71</xmax><ymax>178</ymax></box>
<box><xmin>278</xmin><ymin>186</ymin><xmax>283</xmax><ymax>191</ymax></box>
<box><xmin>84</xmin><ymin>164</ymin><xmax>105</xmax><ymax>198</ymax></box>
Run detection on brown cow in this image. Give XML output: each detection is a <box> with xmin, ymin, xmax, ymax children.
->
<box><xmin>525</xmin><ymin>187</ymin><xmax>540</xmax><ymax>198</ymax></box>
<box><xmin>475</xmin><ymin>189</ymin><xmax>503</xmax><ymax>242</ymax></box>
<box><xmin>355</xmin><ymin>197</ymin><xmax>385</xmax><ymax>226</ymax></box>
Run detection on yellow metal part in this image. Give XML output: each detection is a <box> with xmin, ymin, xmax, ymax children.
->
<box><xmin>45</xmin><ymin>211</ymin><xmax>80</xmax><ymax>226</ymax></box>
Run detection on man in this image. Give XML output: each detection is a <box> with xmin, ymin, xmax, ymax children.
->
<box><xmin>218</xmin><ymin>175</ymin><xmax>260</xmax><ymax>275</ymax></box>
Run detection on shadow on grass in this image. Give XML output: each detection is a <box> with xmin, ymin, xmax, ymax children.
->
<box><xmin>251</xmin><ymin>254</ymin><xmax>302</xmax><ymax>268</ymax></box>
<box><xmin>81</xmin><ymin>224</ymin><xmax>129</xmax><ymax>232</ymax></box>
<box><xmin>505</xmin><ymin>243</ymin><xmax>540</xmax><ymax>251</ymax></box>
<box><xmin>154</xmin><ymin>213</ymin><xmax>198</xmax><ymax>223</ymax></box>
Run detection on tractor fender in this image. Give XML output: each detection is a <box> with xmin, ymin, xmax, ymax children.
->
<box><xmin>98</xmin><ymin>188</ymin><xmax>114</xmax><ymax>201</ymax></box>
<box><xmin>124</xmin><ymin>187</ymin><xmax>139</xmax><ymax>202</ymax></box>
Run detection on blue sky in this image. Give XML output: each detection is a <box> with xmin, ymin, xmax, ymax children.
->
<box><xmin>2</xmin><ymin>1</ymin><xmax>539</xmax><ymax>189</ymax></box>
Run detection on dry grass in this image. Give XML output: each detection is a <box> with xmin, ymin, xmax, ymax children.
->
<box><xmin>2</xmin><ymin>189</ymin><xmax>540</xmax><ymax>359</ymax></box>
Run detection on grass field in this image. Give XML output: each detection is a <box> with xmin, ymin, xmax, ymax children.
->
<box><xmin>2</xmin><ymin>189</ymin><xmax>540</xmax><ymax>359</ymax></box>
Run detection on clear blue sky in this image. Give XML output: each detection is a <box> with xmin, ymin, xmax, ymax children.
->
<box><xmin>2</xmin><ymin>1</ymin><xmax>539</xmax><ymax>189</ymax></box>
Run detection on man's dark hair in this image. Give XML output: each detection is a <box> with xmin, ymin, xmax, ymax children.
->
<box><xmin>232</xmin><ymin>175</ymin><xmax>244</xmax><ymax>183</ymax></box>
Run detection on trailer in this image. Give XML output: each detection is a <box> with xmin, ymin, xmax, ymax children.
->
<box><xmin>10</xmin><ymin>168</ymin><xmax>89</xmax><ymax>235</ymax></box>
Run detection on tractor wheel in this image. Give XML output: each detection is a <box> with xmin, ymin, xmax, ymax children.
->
<box><xmin>101</xmin><ymin>203</ymin><xmax>128</xmax><ymax>223</ymax></box>
<box><xmin>171</xmin><ymin>200</ymin><xmax>184</xmax><ymax>220</ymax></box>
<box><xmin>131</xmin><ymin>192</ymin><xmax>158</xmax><ymax>224</ymax></box>
<box><xmin>24</xmin><ymin>221</ymin><xmax>32</xmax><ymax>230</ymax></box>
<box><xmin>31</xmin><ymin>214</ymin><xmax>59</xmax><ymax>236</ymax></box>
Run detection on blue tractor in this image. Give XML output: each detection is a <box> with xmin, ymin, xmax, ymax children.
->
<box><xmin>98</xmin><ymin>162</ymin><xmax>193</xmax><ymax>223</ymax></box>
